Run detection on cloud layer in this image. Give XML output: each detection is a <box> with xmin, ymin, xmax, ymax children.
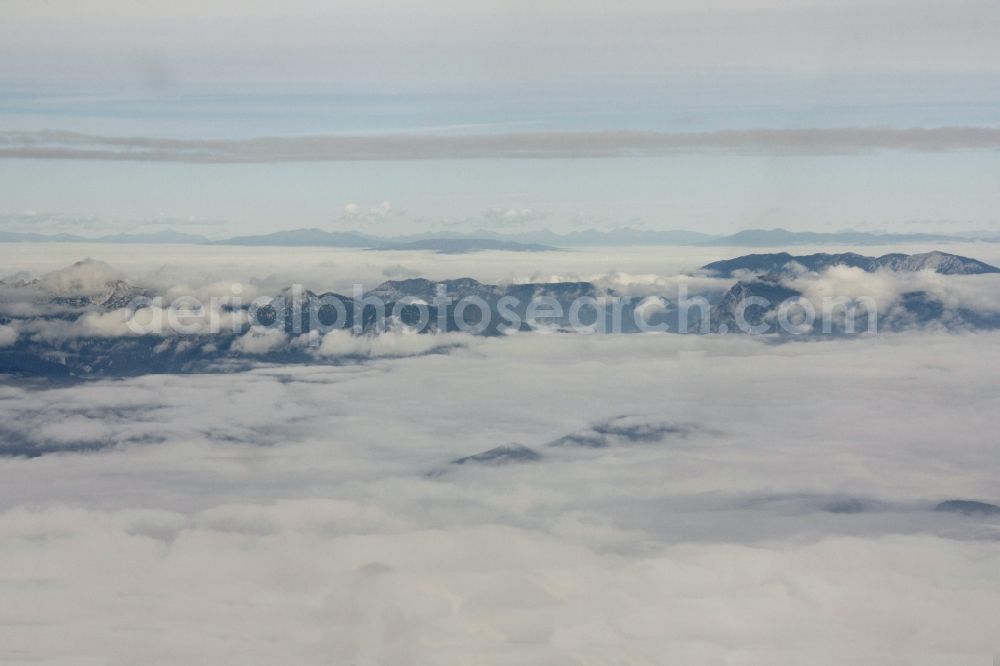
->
<box><xmin>4</xmin><ymin>127</ymin><xmax>1000</xmax><ymax>162</ymax></box>
<box><xmin>2</xmin><ymin>246</ymin><xmax>1000</xmax><ymax>662</ymax></box>
<box><xmin>1</xmin><ymin>331</ymin><xmax>999</xmax><ymax>662</ymax></box>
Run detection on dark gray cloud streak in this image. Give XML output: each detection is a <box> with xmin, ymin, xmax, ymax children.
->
<box><xmin>3</xmin><ymin>127</ymin><xmax>1000</xmax><ymax>162</ymax></box>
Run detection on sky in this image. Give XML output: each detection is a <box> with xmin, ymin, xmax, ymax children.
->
<box><xmin>1</xmin><ymin>0</ymin><xmax>1000</xmax><ymax>236</ymax></box>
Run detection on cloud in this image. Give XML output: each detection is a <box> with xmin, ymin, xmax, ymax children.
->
<box><xmin>479</xmin><ymin>207</ymin><xmax>550</xmax><ymax>228</ymax></box>
<box><xmin>0</xmin><ymin>331</ymin><xmax>999</xmax><ymax>662</ymax></box>
<box><xmin>786</xmin><ymin>266</ymin><xmax>1000</xmax><ymax>316</ymax></box>
<box><xmin>1</xmin><ymin>504</ymin><xmax>998</xmax><ymax>664</ymax></box>
<box><xmin>315</xmin><ymin>329</ymin><xmax>472</xmax><ymax>358</ymax></box>
<box><xmin>37</xmin><ymin>258</ymin><xmax>121</xmax><ymax>295</ymax></box>
<box><xmin>381</xmin><ymin>264</ymin><xmax>421</xmax><ymax>279</ymax></box>
<box><xmin>14</xmin><ymin>308</ymin><xmax>139</xmax><ymax>340</ymax></box>
<box><xmin>231</xmin><ymin>328</ymin><xmax>288</xmax><ymax>354</ymax></box>
<box><xmin>35</xmin><ymin>416</ymin><xmax>116</xmax><ymax>446</ymax></box>
<box><xmin>3</xmin><ymin>127</ymin><xmax>1000</xmax><ymax>163</ymax></box>
<box><xmin>13</xmin><ymin>304</ymin><xmax>247</xmax><ymax>341</ymax></box>
<box><xmin>0</xmin><ymin>325</ymin><xmax>16</xmax><ymax>347</ymax></box>
<box><xmin>339</xmin><ymin>201</ymin><xmax>397</xmax><ymax>226</ymax></box>
<box><xmin>4</xmin><ymin>0</ymin><xmax>1000</xmax><ymax>97</ymax></box>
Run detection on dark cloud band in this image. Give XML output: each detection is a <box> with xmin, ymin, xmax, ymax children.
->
<box><xmin>3</xmin><ymin>127</ymin><xmax>1000</xmax><ymax>162</ymax></box>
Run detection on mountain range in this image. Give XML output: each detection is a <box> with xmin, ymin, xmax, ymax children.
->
<box><xmin>701</xmin><ymin>251</ymin><xmax>1000</xmax><ymax>278</ymax></box>
<box><xmin>2</xmin><ymin>250</ymin><xmax>999</xmax><ymax>378</ymax></box>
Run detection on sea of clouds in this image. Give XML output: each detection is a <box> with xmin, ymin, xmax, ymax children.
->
<box><xmin>1</xmin><ymin>244</ymin><xmax>999</xmax><ymax>664</ymax></box>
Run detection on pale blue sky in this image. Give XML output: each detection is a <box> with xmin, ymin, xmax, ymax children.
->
<box><xmin>1</xmin><ymin>0</ymin><xmax>999</xmax><ymax>237</ymax></box>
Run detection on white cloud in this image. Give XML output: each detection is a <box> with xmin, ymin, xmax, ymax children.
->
<box><xmin>316</xmin><ymin>329</ymin><xmax>471</xmax><ymax>358</ymax></box>
<box><xmin>370</xmin><ymin>201</ymin><xmax>392</xmax><ymax>218</ymax></box>
<box><xmin>0</xmin><ymin>324</ymin><xmax>16</xmax><ymax>347</ymax></box>
<box><xmin>0</xmin><ymin>332</ymin><xmax>999</xmax><ymax>662</ymax></box>
<box><xmin>37</xmin><ymin>258</ymin><xmax>121</xmax><ymax>295</ymax></box>
<box><xmin>35</xmin><ymin>416</ymin><xmax>115</xmax><ymax>444</ymax></box>
<box><xmin>342</xmin><ymin>201</ymin><xmax>393</xmax><ymax>222</ymax></box>
<box><xmin>479</xmin><ymin>207</ymin><xmax>549</xmax><ymax>228</ymax></box>
<box><xmin>0</xmin><ymin>504</ymin><xmax>996</xmax><ymax>664</ymax></box>
<box><xmin>15</xmin><ymin>308</ymin><xmax>140</xmax><ymax>340</ymax></box>
<box><xmin>231</xmin><ymin>328</ymin><xmax>288</xmax><ymax>354</ymax></box>
<box><xmin>787</xmin><ymin>265</ymin><xmax>1000</xmax><ymax>315</ymax></box>
<box><xmin>15</xmin><ymin>304</ymin><xmax>248</xmax><ymax>341</ymax></box>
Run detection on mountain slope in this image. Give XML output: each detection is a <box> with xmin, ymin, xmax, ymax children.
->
<box><xmin>702</xmin><ymin>251</ymin><xmax>1000</xmax><ymax>278</ymax></box>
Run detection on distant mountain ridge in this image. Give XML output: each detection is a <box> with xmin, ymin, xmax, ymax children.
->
<box><xmin>209</xmin><ymin>228</ymin><xmax>717</xmax><ymax>248</ymax></box>
<box><xmin>5</xmin><ymin>226</ymin><xmax>1000</xmax><ymax>247</ymax></box>
<box><xmin>373</xmin><ymin>238</ymin><xmax>556</xmax><ymax>253</ymax></box>
<box><xmin>213</xmin><ymin>228</ymin><xmax>374</xmax><ymax>247</ymax></box>
<box><xmin>0</xmin><ymin>229</ymin><xmax>211</xmax><ymax>244</ymax></box>
<box><xmin>701</xmin><ymin>229</ymin><xmax>960</xmax><ymax>246</ymax></box>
